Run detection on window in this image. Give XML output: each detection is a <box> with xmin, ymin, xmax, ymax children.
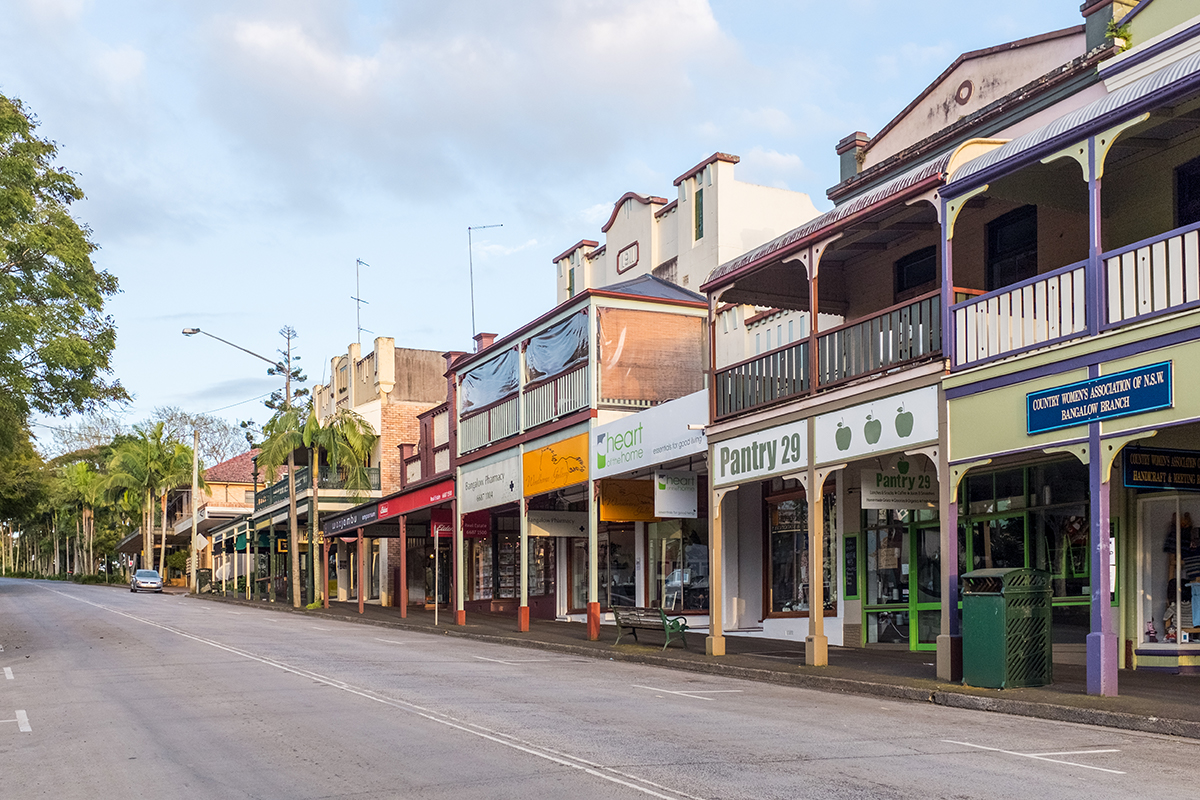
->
<box><xmin>894</xmin><ymin>246</ymin><xmax>937</xmax><ymax>296</ymax></box>
<box><xmin>600</xmin><ymin>526</ymin><xmax>636</xmax><ymax>609</ymax></box>
<box><xmin>986</xmin><ymin>205</ymin><xmax>1037</xmax><ymax>290</ymax></box>
<box><xmin>755</xmin><ymin>332</ymin><xmax>761</xmax><ymax>354</ymax></box>
<box><xmin>766</xmin><ymin>487</ymin><xmax>837</xmax><ymax>615</ymax></box>
<box><xmin>1141</xmin><ymin>497</ymin><xmax>1200</xmax><ymax>645</ymax></box>
<box><xmin>787</xmin><ymin>319</ymin><xmax>794</xmax><ymax>343</ymax></box>
<box><xmin>568</xmin><ymin>267</ymin><xmax>576</xmax><ymax>297</ymax></box>
<box><xmin>243</xmin><ymin>490</ymin><xmax>255</xmax><ymax>504</ymax></box>
<box><xmin>1176</xmin><ymin>155</ymin><xmax>1200</xmax><ymax>227</ymax></box>
<box><xmin>764</xmin><ymin>328</ymin><xmax>772</xmax><ymax>351</ymax></box>
<box><xmin>694</xmin><ymin>186</ymin><xmax>704</xmax><ymax>240</ymax></box>
<box><xmin>648</xmin><ymin>519</ymin><xmax>709</xmax><ymax>612</ymax></box>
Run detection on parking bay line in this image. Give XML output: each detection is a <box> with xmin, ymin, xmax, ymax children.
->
<box><xmin>944</xmin><ymin>740</ymin><xmax>1125</xmax><ymax>774</ymax></box>
<box><xmin>473</xmin><ymin>655</ymin><xmax>564</xmax><ymax>665</ymax></box>
<box><xmin>634</xmin><ymin>685</ymin><xmax>744</xmax><ymax>701</ymax></box>
<box><xmin>2</xmin><ymin>711</ymin><xmax>31</xmax><ymax>732</ymax></box>
<box><xmin>3</xmin><ymin>667</ymin><xmax>12</xmax><ymax>680</ymax></box>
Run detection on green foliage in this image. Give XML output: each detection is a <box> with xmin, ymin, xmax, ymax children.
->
<box><xmin>0</xmin><ymin>93</ymin><xmax>126</xmax><ymax>448</ymax></box>
<box><xmin>305</xmin><ymin>599</ymin><xmax>323</xmax><ymax>610</ymax></box>
<box><xmin>1106</xmin><ymin>18</ymin><xmax>1132</xmax><ymax>49</ymax></box>
<box><xmin>166</xmin><ymin>549</ymin><xmax>188</xmax><ymax>572</ymax></box>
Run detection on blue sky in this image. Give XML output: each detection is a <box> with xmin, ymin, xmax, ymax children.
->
<box><xmin>0</xmin><ymin>0</ymin><xmax>1084</xmax><ymax>439</ymax></box>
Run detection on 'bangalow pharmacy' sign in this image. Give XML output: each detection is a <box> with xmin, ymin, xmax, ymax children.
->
<box><xmin>1026</xmin><ymin>361</ymin><xmax>1172</xmax><ymax>435</ymax></box>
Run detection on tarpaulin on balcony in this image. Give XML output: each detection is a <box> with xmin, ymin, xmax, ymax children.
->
<box><xmin>524</xmin><ymin>310</ymin><xmax>589</xmax><ymax>383</ymax></box>
<box><xmin>598</xmin><ymin>308</ymin><xmax>704</xmax><ymax>403</ymax></box>
<box><xmin>460</xmin><ymin>347</ymin><xmax>518</xmax><ymax>413</ymax></box>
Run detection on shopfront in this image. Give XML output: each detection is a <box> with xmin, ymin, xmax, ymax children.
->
<box><xmin>592</xmin><ymin>391</ymin><xmax>709</xmax><ymax>618</ymax></box>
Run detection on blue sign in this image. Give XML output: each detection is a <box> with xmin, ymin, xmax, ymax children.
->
<box><xmin>1027</xmin><ymin>361</ymin><xmax>1172</xmax><ymax>435</ymax></box>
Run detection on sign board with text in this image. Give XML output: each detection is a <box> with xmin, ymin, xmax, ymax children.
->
<box><xmin>1027</xmin><ymin>361</ymin><xmax>1172</xmax><ymax>434</ymax></box>
<box><xmin>460</xmin><ymin>455</ymin><xmax>521</xmax><ymax>513</ymax></box>
<box><xmin>592</xmin><ymin>391</ymin><xmax>707</xmax><ymax>478</ymax></box>
<box><xmin>654</xmin><ymin>469</ymin><xmax>698</xmax><ymax>518</ymax></box>
<box><xmin>712</xmin><ymin>419</ymin><xmax>808</xmax><ymax>488</ymax></box>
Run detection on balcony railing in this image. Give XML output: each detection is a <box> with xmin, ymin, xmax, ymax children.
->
<box><xmin>523</xmin><ymin>365</ymin><xmax>589</xmax><ymax>428</ymax></box>
<box><xmin>255</xmin><ymin>466</ymin><xmax>381</xmax><ymax>510</ymax></box>
<box><xmin>459</xmin><ymin>395</ymin><xmax>519</xmax><ymax>453</ymax></box>
<box><xmin>715</xmin><ymin>340</ymin><xmax>809</xmax><ymax>419</ymax></box>
<box><xmin>817</xmin><ymin>291</ymin><xmax>941</xmax><ymax>387</ymax></box>
<box><xmin>952</xmin><ymin>260</ymin><xmax>1087</xmax><ymax>369</ymax></box>
<box><xmin>1105</xmin><ymin>221</ymin><xmax>1200</xmax><ymax>327</ymax></box>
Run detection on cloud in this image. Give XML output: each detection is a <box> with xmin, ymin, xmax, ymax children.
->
<box><xmin>477</xmin><ymin>238</ymin><xmax>538</xmax><ymax>259</ymax></box>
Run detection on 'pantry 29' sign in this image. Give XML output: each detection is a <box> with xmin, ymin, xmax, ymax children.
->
<box><xmin>712</xmin><ymin>419</ymin><xmax>808</xmax><ymax>488</ymax></box>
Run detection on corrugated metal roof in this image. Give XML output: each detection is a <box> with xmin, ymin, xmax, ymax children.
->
<box><xmin>949</xmin><ymin>49</ymin><xmax>1200</xmax><ymax>189</ymax></box>
<box><xmin>703</xmin><ymin>152</ymin><xmax>952</xmax><ymax>288</ymax></box>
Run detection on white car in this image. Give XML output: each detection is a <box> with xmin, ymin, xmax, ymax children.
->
<box><xmin>130</xmin><ymin>569</ymin><xmax>163</xmax><ymax>593</ymax></box>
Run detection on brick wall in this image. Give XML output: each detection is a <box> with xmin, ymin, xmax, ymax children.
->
<box><xmin>379</xmin><ymin>398</ymin><xmax>436</xmax><ymax>493</ymax></box>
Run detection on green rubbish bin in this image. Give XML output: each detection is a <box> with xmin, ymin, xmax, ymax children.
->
<box><xmin>961</xmin><ymin>568</ymin><xmax>1052</xmax><ymax>689</ymax></box>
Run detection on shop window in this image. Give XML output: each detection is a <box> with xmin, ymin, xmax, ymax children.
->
<box><xmin>648</xmin><ymin>519</ymin><xmax>709</xmax><ymax>612</ymax></box>
<box><xmin>495</xmin><ymin>533</ymin><xmax>554</xmax><ymax>600</ymax></box>
<box><xmin>894</xmin><ymin>246</ymin><xmax>937</xmax><ymax>298</ymax></box>
<box><xmin>766</xmin><ymin>490</ymin><xmax>836</xmax><ymax>616</ymax></box>
<box><xmin>1140</xmin><ymin>497</ymin><xmax>1200</xmax><ymax>645</ymax></box>
<box><xmin>844</xmin><ymin>534</ymin><xmax>859</xmax><ymax>600</ymax></box>
<box><xmin>570</xmin><ymin>538</ymin><xmax>588</xmax><ymax>612</ymax></box>
<box><xmin>600</xmin><ymin>526</ymin><xmax>636</xmax><ymax>609</ymax></box>
<box><xmin>467</xmin><ymin>538</ymin><xmax>493</xmax><ymax>601</ymax></box>
<box><xmin>986</xmin><ymin>205</ymin><xmax>1037</xmax><ymax>291</ymax></box>
<box><xmin>1176</xmin><ymin>154</ymin><xmax>1200</xmax><ymax>228</ymax></box>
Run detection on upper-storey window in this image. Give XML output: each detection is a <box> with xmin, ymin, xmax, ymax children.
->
<box><xmin>986</xmin><ymin>205</ymin><xmax>1037</xmax><ymax>291</ymax></box>
<box><xmin>1176</xmin><ymin>155</ymin><xmax>1200</xmax><ymax>227</ymax></box>
<box><xmin>894</xmin><ymin>246</ymin><xmax>937</xmax><ymax>299</ymax></box>
<box><xmin>694</xmin><ymin>185</ymin><xmax>704</xmax><ymax>240</ymax></box>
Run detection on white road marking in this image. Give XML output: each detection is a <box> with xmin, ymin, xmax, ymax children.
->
<box><xmin>15</xmin><ymin>710</ymin><xmax>30</xmax><ymax>732</ymax></box>
<box><xmin>39</xmin><ymin>586</ymin><xmax>707</xmax><ymax>800</ymax></box>
<box><xmin>944</xmin><ymin>740</ymin><xmax>1125</xmax><ymax>774</ymax></box>
<box><xmin>311</xmin><ymin>627</ymin><xmax>329</xmax><ymax>631</ymax></box>
<box><xmin>473</xmin><ymin>655</ymin><xmax>561</xmax><ymax>665</ymax></box>
<box><xmin>3</xmin><ymin>667</ymin><xmax>12</xmax><ymax>680</ymax></box>
<box><xmin>374</xmin><ymin>638</ymin><xmax>414</xmax><ymax>644</ymax></box>
<box><xmin>633</xmin><ymin>685</ymin><xmax>743</xmax><ymax>701</ymax></box>
<box><xmin>1029</xmin><ymin>749</ymin><xmax>1121</xmax><ymax>757</ymax></box>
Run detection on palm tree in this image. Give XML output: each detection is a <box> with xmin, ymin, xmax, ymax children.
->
<box><xmin>303</xmin><ymin>407</ymin><xmax>378</xmax><ymax>602</ymax></box>
<box><xmin>59</xmin><ymin>461</ymin><xmax>104</xmax><ymax>574</ymax></box>
<box><xmin>155</xmin><ymin>441</ymin><xmax>205</xmax><ymax>578</ymax></box>
<box><xmin>257</xmin><ymin>407</ymin><xmax>305</xmax><ymax>607</ymax></box>
<box><xmin>107</xmin><ymin>423</ymin><xmax>171</xmax><ymax>570</ymax></box>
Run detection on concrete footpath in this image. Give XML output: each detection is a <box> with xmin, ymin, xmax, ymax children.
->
<box><xmin>193</xmin><ymin>590</ymin><xmax>1200</xmax><ymax>739</ymax></box>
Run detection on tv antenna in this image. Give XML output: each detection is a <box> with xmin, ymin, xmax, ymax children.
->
<box><xmin>467</xmin><ymin>224</ymin><xmax>502</xmax><ymax>339</ymax></box>
<box><xmin>352</xmin><ymin>258</ymin><xmax>372</xmax><ymax>344</ymax></box>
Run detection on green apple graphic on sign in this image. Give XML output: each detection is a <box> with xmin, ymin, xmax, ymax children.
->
<box><xmin>897</xmin><ymin>459</ymin><xmax>909</xmax><ymax>475</ymax></box>
<box><xmin>835</xmin><ymin>421</ymin><xmax>851</xmax><ymax>451</ymax></box>
<box><xmin>895</xmin><ymin>404</ymin><xmax>914</xmax><ymax>438</ymax></box>
<box><xmin>864</xmin><ymin>413</ymin><xmax>881</xmax><ymax>445</ymax></box>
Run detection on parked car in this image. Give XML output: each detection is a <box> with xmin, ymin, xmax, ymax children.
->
<box><xmin>130</xmin><ymin>569</ymin><xmax>163</xmax><ymax>593</ymax></box>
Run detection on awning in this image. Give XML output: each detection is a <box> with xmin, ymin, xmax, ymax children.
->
<box><xmin>946</xmin><ymin>48</ymin><xmax>1200</xmax><ymax>195</ymax></box>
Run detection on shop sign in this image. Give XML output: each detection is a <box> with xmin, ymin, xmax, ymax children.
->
<box><xmin>463</xmin><ymin>510</ymin><xmax>490</xmax><ymax>538</ymax></box>
<box><xmin>323</xmin><ymin>504</ymin><xmax>378</xmax><ymax>535</ymax></box>
<box><xmin>460</xmin><ymin>455</ymin><xmax>521</xmax><ymax>513</ymax></box>
<box><xmin>524</xmin><ymin>433</ymin><xmax>588</xmax><ymax>496</ymax></box>
<box><xmin>431</xmin><ymin>508</ymin><xmax>453</xmax><ymax>538</ymax></box>
<box><xmin>1123</xmin><ymin>446</ymin><xmax>1200</xmax><ymax>492</ymax></box>
<box><xmin>276</xmin><ymin>537</ymin><xmax>288</xmax><ymax>554</ymax></box>
<box><xmin>599</xmin><ymin>479</ymin><xmax>656</xmax><ymax>521</ymax></box>
<box><xmin>654</xmin><ymin>469</ymin><xmax>698</xmax><ymax>518</ymax></box>
<box><xmin>814</xmin><ymin>385</ymin><xmax>938</xmax><ymax>464</ymax></box>
<box><xmin>592</xmin><ymin>391</ymin><xmax>707</xmax><ymax>478</ymax></box>
<box><xmin>528</xmin><ymin>510</ymin><xmax>587</xmax><ymax>537</ymax></box>
<box><xmin>712</xmin><ymin>419</ymin><xmax>808</xmax><ymax>488</ymax></box>
<box><xmin>378</xmin><ymin>479</ymin><xmax>455</xmax><ymax>520</ymax></box>
<box><xmin>1027</xmin><ymin>361</ymin><xmax>1172</xmax><ymax>435</ymax></box>
<box><xmin>861</xmin><ymin>458</ymin><xmax>937</xmax><ymax>509</ymax></box>
<box><xmin>193</xmin><ymin>534</ymin><xmax>208</xmax><ymax>550</ymax></box>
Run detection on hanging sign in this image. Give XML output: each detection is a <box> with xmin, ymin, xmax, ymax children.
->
<box><xmin>463</xmin><ymin>510</ymin><xmax>491</xmax><ymax>538</ymax></box>
<box><xmin>431</xmin><ymin>508</ymin><xmax>453</xmax><ymax>538</ymax></box>
<box><xmin>1123</xmin><ymin>447</ymin><xmax>1200</xmax><ymax>492</ymax></box>
<box><xmin>460</xmin><ymin>455</ymin><xmax>521</xmax><ymax>513</ymax></box>
<box><xmin>861</xmin><ymin>458</ymin><xmax>937</xmax><ymax>509</ymax></box>
<box><xmin>599</xmin><ymin>479</ymin><xmax>656</xmax><ymax>522</ymax></box>
<box><xmin>528</xmin><ymin>510</ymin><xmax>587</xmax><ymax>537</ymax></box>
<box><xmin>1027</xmin><ymin>361</ymin><xmax>1172</xmax><ymax>434</ymax></box>
<box><xmin>654</xmin><ymin>469</ymin><xmax>698</xmax><ymax>518</ymax></box>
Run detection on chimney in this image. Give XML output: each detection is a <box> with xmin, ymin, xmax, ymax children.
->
<box><xmin>836</xmin><ymin>132</ymin><xmax>870</xmax><ymax>182</ymax></box>
<box><xmin>473</xmin><ymin>332</ymin><xmax>496</xmax><ymax>353</ymax></box>
<box><xmin>1080</xmin><ymin>1</ymin><xmax>1136</xmax><ymax>52</ymax></box>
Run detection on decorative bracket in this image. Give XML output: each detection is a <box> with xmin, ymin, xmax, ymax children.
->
<box><xmin>949</xmin><ymin>458</ymin><xmax>992</xmax><ymax>496</ymax></box>
<box><xmin>945</xmin><ymin>184</ymin><xmax>988</xmax><ymax>240</ymax></box>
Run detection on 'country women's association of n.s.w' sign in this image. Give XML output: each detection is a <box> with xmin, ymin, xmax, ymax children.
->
<box><xmin>1027</xmin><ymin>362</ymin><xmax>1172</xmax><ymax>435</ymax></box>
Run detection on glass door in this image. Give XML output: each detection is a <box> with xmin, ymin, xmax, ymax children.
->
<box><xmin>862</xmin><ymin>509</ymin><xmax>940</xmax><ymax>650</ymax></box>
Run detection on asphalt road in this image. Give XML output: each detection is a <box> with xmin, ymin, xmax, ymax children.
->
<box><xmin>2</xmin><ymin>578</ymin><xmax>1198</xmax><ymax>799</ymax></box>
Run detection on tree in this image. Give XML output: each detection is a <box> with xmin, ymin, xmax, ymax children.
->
<box><xmin>0</xmin><ymin>93</ymin><xmax>126</xmax><ymax>448</ymax></box>
<box><xmin>59</xmin><ymin>460</ymin><xmax>103</xmax><ymax>573</ymax></box>
<box><xmin>154</xmin><ymin>439</ymin><xmax>203</xmax><ymax>576</ymax></box>
<box><xmin>303</xmin><ymin>406</ymin><xmax>378</xmax><ymax>602</ymax></box>
<box><xmin>257</xmin><ymin>407</ymin><xmax>304</xmax><ymax>608</ymax></box>
<box><xmin>150</xmin><ymin>406</ymin><xmax>242</xmax><ymax>468</ymax></box>
<box><xmin>107</xmin><ymin>422</ymin><xmax>172</xmax><ymax>570</ymax></box>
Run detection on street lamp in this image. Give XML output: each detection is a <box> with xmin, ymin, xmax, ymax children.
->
<box><xmin>182</xmin><ymin>328</ymin><xmax>278</xmax><ymax>367</ymax></box>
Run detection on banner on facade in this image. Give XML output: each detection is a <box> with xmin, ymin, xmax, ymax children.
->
<box><xmin>524</xmin><ymin>434</ymin><xmax>588</xmax><ymax>496</ymax></box>
<box><xmin>378</xmin><ymin>479</ymin><xmax>454</xmax><ymax>521</ymax></box>
<box><xmin>460</xmin><ymin>455</ymin><xmax>521</xmax><ymax>513</ymax></box>
<box><xmin>528</xmin><ymin>510</ymin><xmax>587</xmax><ymax>537</ymax></box>
<box><xmin>654</xmin><ymin>469</ymin><xmax>698</xmax><ymax>518</ymax></box>
<box><xmin>599</xmin><ymin>479</ymin><xmax>656</xmax><ymax>521</ymax></box>
<box><xmin>431</xmin><ymin>507</ymin><xmax>453</xmax><ymax>538</ymax></box>
<box><xmin>814</xmin><ymin>385</ymin><xmax>938</xmax><ymax>465</ymax></box>
<box><xmin>463</xmin><ymin>510</ymin><xmax>491</xmax><ymax>538</ymax></box>
<box><xmin>712</xmin><ymin>418</ymin><xmax>808</xmax><ymax>488</ymax></box>
<box><xmin>1027</xmin><ymin>361</ymin><xmax>1172</xmax><ymax>434</ymax></box>
<box><xmin>861</xmin><ymin>458</ymin><xmax>937</xmax><ymax>509</ymax></box>
<box><xmin>1124</xmin><ymin>446</ymin><xmax>1200</xmax><ymax>492</ymax></box>
<box><xmin>592</xmin><ymin>391</ymin><xmax>707</xmax><ymax>478</ymax></box>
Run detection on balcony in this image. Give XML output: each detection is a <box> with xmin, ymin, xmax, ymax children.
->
<box><xmin>255</xmin><ymin>466</ymin><xmax>381</xmax><ymax>510</ymax></box>
<box><xmin>523</xmin><ymin>365</ymin><xmax>588</xmax><ymax>428</ymax></box>
<box><xmin>714</xmin><ymin>292</ymin><xmax>943</xmax><ymax>419</ymax></box>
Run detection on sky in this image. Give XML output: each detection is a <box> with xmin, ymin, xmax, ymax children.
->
<box><xmin>0</xmin><ymin>0</ymin><xmax>1086</xmax><ymax>447</ymax></box>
